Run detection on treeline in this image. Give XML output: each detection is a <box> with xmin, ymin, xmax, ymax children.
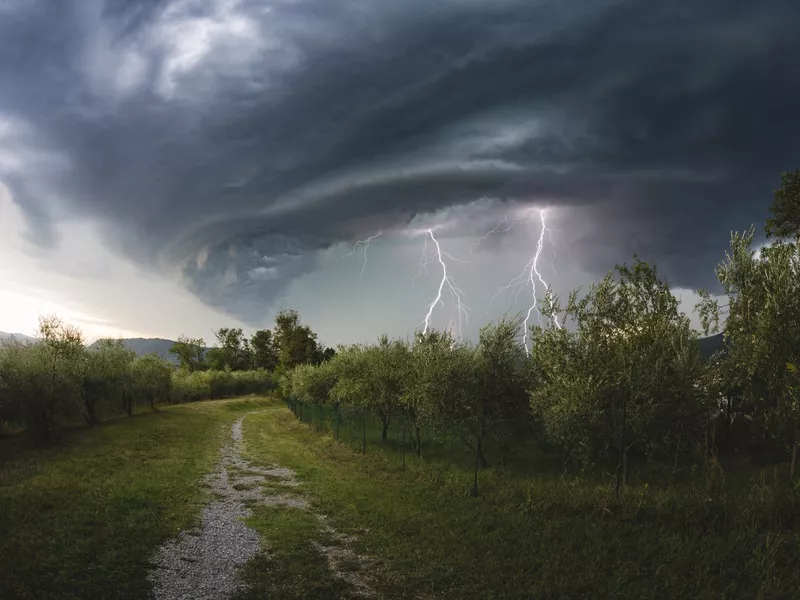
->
<box><xmin>168</xmin><ymin>309</ymin><xmax>335</xmax><ymax>373</ymax></box>
<box><xmin>0</xmin><ymin>309</ymin><xmax>330</xmax><ymax>441</ymax></box>
<box><xmin>281</xmin><ymin>171</ymin><xmax>800</xmax><ymax>494</ymax></box>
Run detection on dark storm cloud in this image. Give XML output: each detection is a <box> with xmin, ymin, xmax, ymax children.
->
<box><xmin>1</xmin><ymin>0</ymin><xmax>799</xmax><ymax>322</ymax></box>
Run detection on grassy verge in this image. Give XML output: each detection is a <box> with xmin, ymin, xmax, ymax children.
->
<box><xmin>236</xmin><ymin>506</ymin><xmax>351</xmax><ymax>600</ymax></box>
<box><xmin>242</xmin><ymin>399</ymin><xmax>800</xmax><ymax>600</ymax></box>
<box><xmin>0</xmin><ymin>397</ymin><xmax>270</xmax><ymax>600</ymax></box>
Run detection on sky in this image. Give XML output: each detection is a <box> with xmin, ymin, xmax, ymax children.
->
<box><xmin>1</xmin><ymin>0</ymin><xmax>799</xmax><ymax>346</ymax></box>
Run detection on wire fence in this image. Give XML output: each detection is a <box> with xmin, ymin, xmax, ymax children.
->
<box><xmin>284</xmin><ymin>396</ymin><xmax>439</xmax><ymax>470</ymax></box>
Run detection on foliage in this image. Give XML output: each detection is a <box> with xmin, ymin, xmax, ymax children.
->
<box><xmin>250</xmin><ymin>328</ymin><xmax>278</xmax><ymax>371</ymax></box>
<box><xmin>82</xmin><ymin>339</ymin><xmax>136</xmax><ymax>423</ymax></box>
<box><xmin>531</xmin><ymin>260</ymin><xmax>705</xmax><ymax>482</ymax></box>
<box><xmin>169</xmin><ymin>335</ymin><xmax>207</xmax><ymax>372</ymax></box>
<box><xmin>765</xmin><ymin>169</ymin><xmax>800</xmax><ymax>241</ymax></box>
<box><xmin>206</xmin><ymin>328</ymin><xmax>252</xmax><ymax>371</ymax></box>
<box><xmin>273</xmin><ymin>309</ymin><xmax>323</xmax><ymax>369</ymax></box>
<box><xmin>698</xmin><ymin>227</ymin><xmax>800</xmax><ymax>476</ymax></box>
<box><xmin>132</xmin><ymin>354</ymin><xmax>173</xmax><ymax>412</ymax></box>
<box><xmin>171</xmin><ymin>369</ymin><xmax>276</xmax><ymax>404</ymax></box>
<box><xmin>0</xmin><ymin>317</ymin><xmax>86</xmax><ymax>441</ymax></box>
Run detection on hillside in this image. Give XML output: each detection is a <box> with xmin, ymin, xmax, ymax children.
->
<box><xmin>0</xmin><ymin>331</ymin><xmax>37</xmax><ymax>347</ymax></box>
<box><xmin>88</xmin><ymin>337</ymin><xmax>180</xmax><ymax>363</ymax></box>
<box><xmin>5</xmin><ymin>331</ymin><xmax>727</xmax><ymax>359</ymax></box>
<box><xmin>698</xmin><ymin>332</ymin><xmax>725</xmax><ymax>358</ymax></box>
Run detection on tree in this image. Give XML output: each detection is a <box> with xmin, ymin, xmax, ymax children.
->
<box><xmin>207</xmin><ymin>328</ymin><xmax>250</xmax><ymax>371</ymax></box>
<box><xmin>533</xmin><ymin>260</ymin><xmax>704</xmax><ymax>487</ymax></box>
<box><xmin>329</xmin><ymin>345</ymin><xmax>375</xmax><ymax>453</ymax></box>
<box><xmin>1</xmin><ymin>316</ymin><xmax>87</xmax><ymax>441</ymax></box>
<box><xmin>250</xmin><ymin>329</ymin><xmax>278</xmax><ymax>371</ymax></box>
<box><xmin>366</xmin><ymin>335</ymin><xmax>411</xmax><ymax>442</ymax></box>
<box><xmin>169</xmin><ymin>336</ymin><xmax>206</xmax><ymax>372</ymax></box>
<box><xmin>273</xmin><ymin>309</ymin><xmax>322</xmax><ymax>369</ymax></box>
<box><xmin>765</xmin><ymin>170</ymin><xmax>800</xmax><ymax>241</ymax></box>
<box><xmin>698</xmin><ymin>227</ymin><xmax>800</xmax><ymax>478</ymax></box>
<box><xmin>291</xmin><ymin>360</ymin><xmax>339</xmax><ymax>432</ymax></box>
<box><xmin>132</xmin><ymin>354</ymin><xmax>173</xmax><ymax>412</ymax></box>
<box><xmin>406</xmin><ymin>331</ymin><xmax>482</xmax><ymax>491</ymax></box>
<box><xmin>405</xmin><ymin>330</ymin><xmax>457</xmax><ymax>457</ymax></box>
<box><xmin>82</xmin><ymin>339</ymin><xmax>136</xmax><ymax>424</ymax></box>
<box><xmin>529</xmin><ymin>320</ymin><xmax>604</xmax><ymax>471</ymax></box>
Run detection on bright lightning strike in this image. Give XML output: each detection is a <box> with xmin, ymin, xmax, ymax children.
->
<box><xmin>344</xmin><ymin>232</ymin><xmax>382</xmax><ymax>278</ymax></box>
<box><xmin>489</xmin><ymin>209</ymin><xmax>561</xmax><ymax>355</ymax></box>
<box><xmin>419</xmin><ymin>229</ymin><xmax>471</xmax><ymax>340</ymax></box>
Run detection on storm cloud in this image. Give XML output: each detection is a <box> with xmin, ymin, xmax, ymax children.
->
<box><xmin>1</xmin><ymin>0</ymin><xmax>799</xmax><ymax>328</ymax></box>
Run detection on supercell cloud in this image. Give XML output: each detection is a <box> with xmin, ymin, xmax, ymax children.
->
<box><xmin>1</xmin><ymin>0</ymin><xmax>799</xmax><ymax>333</ymax></box>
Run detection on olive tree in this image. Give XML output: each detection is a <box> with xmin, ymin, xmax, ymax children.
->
<box><xmin>698</xmin><ymin>228</ymin><xmax>800</xmax><ymax>478</ymax></box>
<box><xmin>529</xmin><ymin>315</ymin><xmax>606</xmax><ymax>471</ymax></box>
<box><xmin>364</xmin><ymin>335</ymin><xmax>411</xmax><ymax>442</ymax></box>
<box><xmin>404</xmin><ymin>330</ymin><xmax>456</xmax><ymax>457</ymax></box>
<box><xmin>533</xmin><ymin>261</ymin><xmax>704</xmax><ymax>487</ymax></box>
<box><xmin>0</xmin><ymin>316</ymin><xmax>86</xmax><ymax>441</ymax></box>
<box><xmin>132</xmin><ymin>354</ymin><xmax>173</xmax><ymax>412</ymax></box>
<box><xmin>82</xmin><ymin>339</ymin><xmax>136</xmax><ymax>423</ymax></box>
<box><xmin>291</xmin><ymin>360</ymin><xmax>338</xmax><ymax>430</ymax></box>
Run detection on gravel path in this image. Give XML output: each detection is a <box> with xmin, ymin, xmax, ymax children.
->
<box><xmin>147</xmin><ymin>412</ymin><xmax>377</xmax><ymax>599</ymax></box>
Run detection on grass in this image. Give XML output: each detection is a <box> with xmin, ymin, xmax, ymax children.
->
<box><xmin>242</xmin><ymin>399</ymin><xmax>800</xmax><ymax>599</ymax></box>
<box><xmin>3</xmin><ymin>394</ymin><xmax>800</xmax><ymax>599</ymax></box>
<box><xmin>0</xmin><ymin>397</ymin><xmax>271</xmax><ymax>600</ymax></box>
<box><xmin>235</xmin><ymin>506</ymin><xmax>351</xmax><ymax>600</ymax></box>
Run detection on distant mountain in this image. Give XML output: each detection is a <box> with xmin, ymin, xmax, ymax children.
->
<box><xmin>698</xmin><ymin>333</ymin><xmax>725</xmax><ymax>359</ymax></box>
<box><xmin>0</xmin><ymin>331</ymin><xmax>37</xmax><ymax>346</ymax></box>
<box><xmin>89</xmin><ymin>337</ymin><xmax>180</xmax><ymax>364</ymax></box>
<box><xmin>6</xmin><ymin>331</ymin><xmax>728</xmax><ymax>362</ymax></box>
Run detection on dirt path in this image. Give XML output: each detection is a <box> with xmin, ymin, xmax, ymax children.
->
<box><xmin>147</xmin><ymin>412</ymin><xmax>376</xmax><ymax>599</ymax></box>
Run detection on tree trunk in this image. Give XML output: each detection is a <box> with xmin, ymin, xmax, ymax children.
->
<box><xmin>84</xmin><ymin>400</ymin><xmax>97</xmax><ymax>425</ymax></box>
<box><xmin>616</xmin><ymin>396</ymin><xmax>627</xmax><ymax>496</ymax></box>
<box><xmin>414</xmin><ymin>426</ymin><xmax>421</xmax><ymax>458</ymax></box>
<box><xmin>381</xmin><ymin>415</ymin><xmax>389</xmax><ymax>442</ymax></box>
<box><xmin>471</xmin><ymin>436</ymin><xmax>481</xmax><ymax>497</ymax></box>
<box><xmin>126</xmin><ymin>395</ymin><xmax>133</xmax><ymax>417</ymax></box>
<box><xmin>670</xmin><ymin>423</ymin><xmax>683</xmax><ymax>487</ymax></box>
<box><xmin>362</xmin><ymin>412</ymin><xmax>367</xmax><ymax>455</ymax></box>
<box><xmin>791</xmin><ymin>429</ymin><xmax>798</xmax><ymax>481</ymax></box>
<box><xmin>401</xmin><ymin>427</ymin><xmax>406</xmax><ymax>471</ymax></box>
<box><xmin>41</xmin><ymin>406</ymin><xmax>51</xmax><ymax>443</ymax></box>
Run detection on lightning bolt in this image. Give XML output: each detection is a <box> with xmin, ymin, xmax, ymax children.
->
<box><xmin>469</xmin><ymin>216</ymin><xmax>520</xmax><ymax>253</ymax></box>
<box><xmin>420</xmin><ymin>229</ymin><xmax>470</xmax><ymax>340</ymax></box>
<box><xmin>489</xmin><ymin>209</ymin><xmax>561</xmax><ymax>355</ymax></box>
<box><xmin>344</xmin><ymin>232</ymin><xmax>382</xmax><ymax>278</ymax></box>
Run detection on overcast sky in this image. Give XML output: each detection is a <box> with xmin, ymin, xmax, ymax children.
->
<box><xmin>1</xmin><ymin>0</ymin><xmax>798</xmax><ymax>346</ymax></box>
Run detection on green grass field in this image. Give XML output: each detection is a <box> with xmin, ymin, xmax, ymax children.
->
<box><xmin>2</xmin><ymin>396</ymin><xmax>800</xmax><ymax>599</ymax></box>
<box><xmin>0</xmin><ymin>399</ymin><xmax>269</xmax><ymax>599</ymax></box>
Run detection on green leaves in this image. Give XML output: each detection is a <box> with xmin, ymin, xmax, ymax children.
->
<box><xmin>169</xmin><ymin>336</ymin><xmax>206</xmax><ymax>372</ymax></box>
<box><xmin>765</xmin><ymin>169</ymin><xmax>800</xmax><ymax>242</ymax></box>
<box><xmin>530</xmin><ymin>259</ymin><xmax>704</xmax><ymax>468</ymax></box>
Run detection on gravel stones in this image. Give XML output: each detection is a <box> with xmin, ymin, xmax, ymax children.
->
<box><xmin>147</xmin><ymin>412</ymin><xmax>376</xmax><ymax>599</ymax></box>
<box><xmin>148</xmin><ymin>415</ymin><xmax>299</xmax><ymax>599</ymax></box>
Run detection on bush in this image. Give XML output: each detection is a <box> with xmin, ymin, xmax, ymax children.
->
<box><xmin>171</xmin><ymin>369</ymin><xmax>275</xmax><ymax>403</ymax></box>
